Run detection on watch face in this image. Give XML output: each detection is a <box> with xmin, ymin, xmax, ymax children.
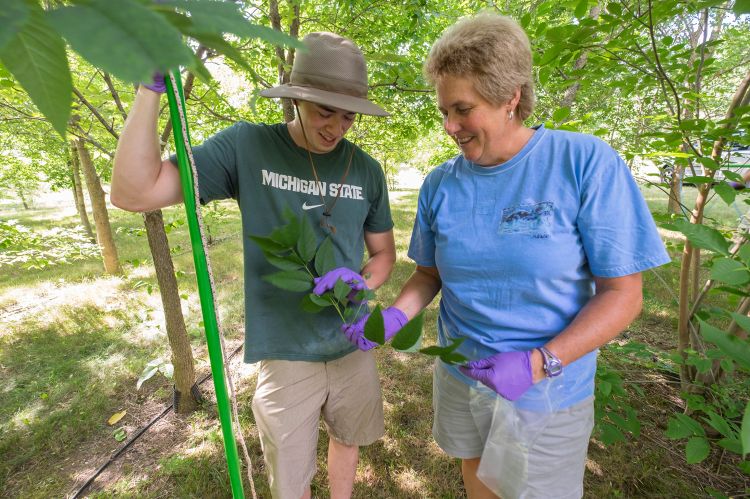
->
<box><xmin>541</xmin><ymin>347</ymin><xmax>563</xmax><ymax>377</ymax></box>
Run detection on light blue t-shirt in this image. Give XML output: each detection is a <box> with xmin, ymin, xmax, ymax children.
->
<box><xmin>408</xmin><ymin>125</ymin><xmax>670</xmax><ymax>410</ymax></box>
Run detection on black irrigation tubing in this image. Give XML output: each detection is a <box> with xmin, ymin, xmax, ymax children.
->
<box><xmin>69</xmin><ymin>343</ymin><xmax>244</xmax><ymax>499</ymax></box>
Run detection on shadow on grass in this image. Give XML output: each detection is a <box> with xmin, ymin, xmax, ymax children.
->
<box><xmin>0</xmin><ymin>303</ymin><xmax>151</xmax><ymax>496</ymax></box>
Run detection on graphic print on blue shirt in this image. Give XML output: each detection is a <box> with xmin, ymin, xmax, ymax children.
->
<box><xmin>498</xmin><ymin>201</ymin><xmax>554</xmax><ymax>238</ymax></box>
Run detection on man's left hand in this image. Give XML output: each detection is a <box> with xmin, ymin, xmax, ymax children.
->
<box><xmin>313</xmin><ymin>267</ymin><xmax>368</xmax><ymax>299</ymax></box>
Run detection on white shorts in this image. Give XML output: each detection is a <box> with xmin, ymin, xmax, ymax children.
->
<box><xmin>432</xmin><ymin>361</ymin><xmax>594</xmax><ymax>498</ymax></box>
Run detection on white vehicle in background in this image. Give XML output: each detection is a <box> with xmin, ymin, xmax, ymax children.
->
<box><xmin>719</xmin><ymin>144</ymin><xmax>750</xmax><ymax>182</ymax></box>
<box><xmin>656</xmin><ymin>144</ymin><xmax>750</xmax><ymax>185</ymax></box>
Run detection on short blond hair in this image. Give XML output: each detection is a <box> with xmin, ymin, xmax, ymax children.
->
<box><xmin>424</xmin><ymin>13</ymin><xmax>535</xmax><ymax>120</ymax></box>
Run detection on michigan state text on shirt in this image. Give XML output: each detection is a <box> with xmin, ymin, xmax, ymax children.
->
<box><xmin>262</xmin><ymin>169</ymin><xmax>364</xmax><ymax>200</ymax></box>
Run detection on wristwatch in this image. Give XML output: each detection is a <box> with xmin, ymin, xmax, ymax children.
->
<box><xmin>538</xmin><ymin>346</ymin><xmax>563</xmax><ymax>378</ymax></box>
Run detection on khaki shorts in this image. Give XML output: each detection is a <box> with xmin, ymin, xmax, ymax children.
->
<box><xmin>251</xmin><ymin>350</ymin><xmax>384</xmax><ymax>499</ymax></box>
<box><xmin>432</xmin><ymin>361</ymin><xmax>594</xmax><ymax>499</ymax></box>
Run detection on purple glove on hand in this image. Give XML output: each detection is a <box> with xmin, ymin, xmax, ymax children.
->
<box><xmin>728</xmin><ymin>180</ymin><xmax>747</xmax><ymax>191</ymax></box>
<box><xmin>341</xmin><ymin>306</ymin><xmax>407</xmax><ymax>351</ymax></box>
<box><xmin>313</xmin><ymin>267</ymin><xmax>368</xmax><ymax>300</ymax></box>
<box><xmin>459</xmin><ymin>350</ymin><xmax>533</xmax><ymax>401</ymax></box>
<box><xmin>142</xmin><ymin>72</ymin><xmax>166</xmax><ymax>94</ymax></box>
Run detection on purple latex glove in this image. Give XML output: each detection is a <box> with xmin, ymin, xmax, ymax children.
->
<box><xmin>341</xmin><ymin>306</ymin><xmax>407</xmax><ymax>351</ymax></box>
<box><xmin>728</xmin><ymin>180</ymin><xmax>747</xmax><ymax>190</ymax></box>
<box><xmin>313</xmin><ymin>267</ymin><xmax>368</xmax><ymax>300</ymax></box>
<box><xmin>459</xmin><ymin>351</ymin><xmax>533</xmax><ymax>401</ymax></box>
<box><xmin>142</xmin><ymin>72</ymin><xmax>166</xmax><ymax>94</ymax></box>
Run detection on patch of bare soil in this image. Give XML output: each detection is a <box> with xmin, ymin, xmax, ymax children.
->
<box><xmin>61</xmin><ymin>339</ymin><xmax>257</xmax><ymax>498</ymax></box>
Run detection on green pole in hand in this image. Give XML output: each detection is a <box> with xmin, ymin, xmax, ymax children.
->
<box><xmin>164</xmin><ymin>69</ymin><xmax>245</xmax><ymax>498</ymax></box>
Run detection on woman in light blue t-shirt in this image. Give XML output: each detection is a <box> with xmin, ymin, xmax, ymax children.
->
<box><xmin>341</xmin><ymin>12</ymin><xmax>670</xmax><ymax>498</ymax></box>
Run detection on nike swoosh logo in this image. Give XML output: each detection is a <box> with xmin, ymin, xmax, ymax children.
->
<box><xmin>302</xmin><ymin>202</ymin><xmax>325</xmax><ymax>210</ymax></box>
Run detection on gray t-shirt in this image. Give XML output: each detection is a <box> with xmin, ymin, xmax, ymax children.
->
<box><xmin>178</xmin><ymin>121</ymin><xmax>393</xmax><ymax>362</ymax></box>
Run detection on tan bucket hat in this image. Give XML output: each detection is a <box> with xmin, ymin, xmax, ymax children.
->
<box><xmin>260</xmin><ymin>32</ymin><xmax>389</xmax><ymax>117</ymax></box>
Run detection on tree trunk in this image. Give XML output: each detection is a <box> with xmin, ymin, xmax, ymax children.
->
<box><xmin>270</xmin><ymin>0</ymin><xmax>300</xmax><ymax>122</ymax></box>
<box><xmin>18</xmin><ymin>190</ymin><xmax>29</xmax><ymax>209</ymax></box>
<box><xmin>143</xmin><ymin>209</ymin><xmax>199</xmax><ymax>414</ymax></box>
<box><xmin>70</xmin><ymin>140</ymin><xmax>95</xmax><ymax>243</ymax></box>
<box><xmin>75</xmin><ymin>138</ymin><xmax>121</xmax><ymax>274</ymax></box>
<box><xmin>667</xmin><ymin>167</ymin><xmax>683</xmax><ymax>215</ymax></box>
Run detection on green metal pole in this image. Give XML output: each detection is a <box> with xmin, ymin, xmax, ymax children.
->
<box><xmin>164</xmin><ymin>70</ymin><xmax>245</xmax><ymax>498</ymax></box>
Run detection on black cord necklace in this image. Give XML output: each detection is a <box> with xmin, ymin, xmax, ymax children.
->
<box><xmin>293</xmin><ymin>102</ymin><xmax>357</xmax><ymax>234</ymax></box>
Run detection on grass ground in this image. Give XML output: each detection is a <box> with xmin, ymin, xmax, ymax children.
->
<box><xmin>0</xmin><ymin>186</ymin><xmax>748</xmax><ymax>498</ymax></box>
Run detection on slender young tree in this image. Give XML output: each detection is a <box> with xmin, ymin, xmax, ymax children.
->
<box><xmin>68</xmin><ymin>139</ymin><xmax>95</xmax><ymax>243</ymax></box>
<box><xmin>74</xmin><ymin>136</ymin><xmax>121</xmax><ymax>275</ymax></box>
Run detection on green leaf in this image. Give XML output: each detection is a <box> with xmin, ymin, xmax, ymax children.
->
<box><xmin>598</xmin><ymin>380</ymin><xmax>613</xmax><ymax>397</ymax></box>
<box><xmin>700</xmin><ymin>319</ymin><xmax>750</xmax><ymax>370</ymax></box>
<box><xmin>391</xmin><ymin>312</ymin><xmax>424</xmax><ymax>352</ymax></box>
<box><xmin>182</xmin><ymin>29</ymin><xmax>255</xmax><ymax>73</ymax></box>
<box><xmin>545</xmin><ymin>25</ymin><xmax>575</xmax><ymax>42</ymax></box>
<box><xmin>703</xmin><ymin>411</ymin><xmax>733</xmax><ymax>439</ymax></box>
<box><xmin>300</xmin><ymin>294</ymin><xmax>324</xmax><ymax>313</ymax></box>
<box><xmin>113</xmin><ymin>427</ymin><xmax>127</xmax><ymax>442</ymax></box>
<box><xmin>717</xmin><ymin>437</ymin><xmax>743</xmax><ymax>454</ymax></box>
<box><xmin>696</xmin><ymin>156</ymin><xmax>718</xmax><ymax>170</ymax></box>
<box><xmin>739</xmin><ymin>243</ymin><xmax>750</xmax><ymax>267</ymax></box>
<box><xmin>363</xmin><ymin>304</ymin><xmax>385</xmax><ymax>345</ymax></box>
<box><xmin>682</xmin><ymin>176</ymin><xmax>713</xmax><ymax>184</ymax></box>
<box><xmin>264</xmin><ymin>251</ymin><xmax>305</xmax><ymax>271</ymax></box>
<box><xmin>574</xmin><ymin>0</ymin><xmax>589</xmax><ymax>19</ymax></box>
<box><xmin>713</xmin><ymin>181</ymin><xmax>737</xmax><ymax>206</ymax></box>
<box><xmin>314</xmin><ymin>236</ymin><xmax>336</xmax><ymax>275</ymax></box>
<box><xmin>0</xmin><ymin>1</ymin><xmax>71</xmax><ymax>137</ymax></box>
<box><xmin>309</xmin><ymin>292</ymin><xmax>334</xmax><ymax>307</ymax></box>
<box><xmin>731</xmin><ymin>312</ymin><xmax>750</xmax><ymax>335</ymax></box>
<box><xmin>419</xmin><ymin>338</ymin><xmax>467</xmax><ymax>358</ymax></box>
<box><xmin>672</xmin><ymin>219</ymin><xmax>730</xmax><ymax>255</ymax></box>
<box><xmin>623</xmin><ymin>408</ymin><xmax>641</xmax><ymax>437</ymax></box>
<box><xmin>46</xmin><ymin>0</ymin><xmax>193</xmax><ymax>83</ymax></box>
<box><xmin>156</xmin><ymin>0</ymin><xmax>302</xmax><ymax>48</ymax></box>
<box><xmin>685</xmin><ymin>436</ymin><xmax>710</xmax><ymax>464</ymax></box>
<box><xmin>269</xmin><ymin>216</ymin><xmax>300</xmax><ymax>247</ymax></box>
<box><xmin>734</xmin><ymin>0</ymin><xmax>750</xmax><ymax>15</ymax></box>
<box><xmin>0</xmin><ymin>0</ymin><xmax>28</xmax><ymax>51</ymax></box>
<box><xmin>710</xmin><ymin>258</ymin><xmax>750</xmax><ymax>286</ymax></box>
<box><xmin>297</xmin><ymin>215</ymin><xmax>317</xmax><ymax>262</ymax></box>
<box><xmin>599</xmin><ymin>422</ymin><xmax>626</xmax><ymax>445</ymax></box>
<box><xmin>742</xmin><ymin>400</ymin><xmax>750</xmax><ymax>456</ymax></box>
<box><xmin>262</xmin><ymin>269</ymin><xmax>312</xmax><ymax>292</ymax></box>
<box><xmin>666</xmin><ymin>413</ymin><xmax>706</xmax><ymax>439</ymax></box>
<box><xmin>553</xmin><ymin>107</ymin><xmax>571</xmax><ymax>122</ymax></box>
<box><xmin>538</xmin><ymin>45</ymin><xmax>563</xmax><ymax>66</ymax></box>
<box><xmin>249</xmin><ymin>234</ymin><xmax>288</xmax><ymax>254</ymax></box>
<box><xmin>333</xmin><ymin>278</ymin><xmax>351</xmax><ymax>302</ymax></box>
<box><xmin>721</xmin><ymin>170</ymin><xmax>745</xmax><ymax>183</ymax></box>
<box><xmin>440</xmin><ymin>352</ymin><xmax>468</xmax><ymax>365</ymax></box>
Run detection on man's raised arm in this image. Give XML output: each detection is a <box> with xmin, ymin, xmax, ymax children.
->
<box><xmin>111</xmin><ymin>85</ymin><xmax>183</xmax><ymax>212</ymax></box>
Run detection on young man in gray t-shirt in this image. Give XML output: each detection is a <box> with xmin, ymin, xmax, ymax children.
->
<box><xmin>111</xmin><ymin>32</ymin><xmax>395</xmax><ymax>499</ymax></box>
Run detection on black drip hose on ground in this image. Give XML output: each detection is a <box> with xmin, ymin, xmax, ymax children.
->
<box><xmin>69</xmin><ymin>344</ymin><xmax>244</xmax><ymax>499</ymax></box>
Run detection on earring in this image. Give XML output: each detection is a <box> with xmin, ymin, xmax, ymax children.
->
<box><xmin>508</xmin><ymin>110</ymin><xmax>514</xmax><ymax>121</ymax></box>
